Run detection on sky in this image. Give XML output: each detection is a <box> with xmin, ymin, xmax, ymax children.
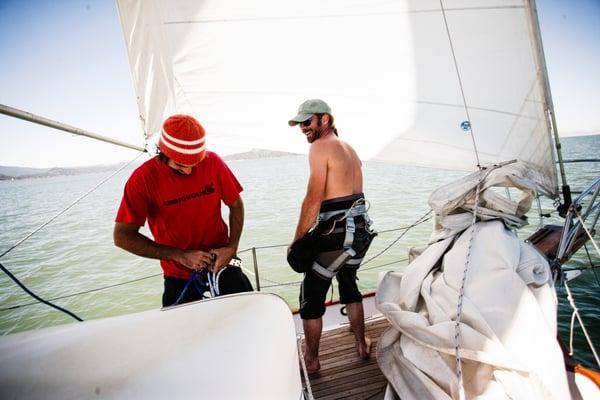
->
<box><xmin>0</xmin><ymin>0</ymin><xmax>598</xmax><ymax>168</ymax></box>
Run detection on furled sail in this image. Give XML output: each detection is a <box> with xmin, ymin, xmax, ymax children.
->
<box><xmin>116</xmin><ymin>0</ymin><xmax>558</xmax><ymax>197</ymax></box>
<box><xmin>375</xmin><ymin>165</ymin><xmax>572</xmax><ymax>399</ymax></box>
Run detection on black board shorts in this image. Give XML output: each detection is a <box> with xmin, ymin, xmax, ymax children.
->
<box><xmin>299</xmin><ymin>266</ymin><xmax>363</xmax><ymax>320</ymax></box>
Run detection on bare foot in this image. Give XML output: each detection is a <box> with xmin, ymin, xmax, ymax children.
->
<box><xmin>304</xmin><ymin>355</ymin><xmax>321</xmax><ymax>374</ymax></box>
<box><xmin>357</xmin><ymin>336</ymin><xmax>372</xmax><ymax>360</ymax></box>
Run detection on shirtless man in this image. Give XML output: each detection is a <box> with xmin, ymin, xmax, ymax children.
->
<box><xmin>287</xmin><ymin>99</ymin><xmax>376</xmax><ymax>373</ymax></box>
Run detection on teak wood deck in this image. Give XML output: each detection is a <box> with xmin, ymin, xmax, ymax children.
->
<box><xmin>301</xmin><ymin>316</ymin><xmax>390</xmax><ymax>400</ymax></box>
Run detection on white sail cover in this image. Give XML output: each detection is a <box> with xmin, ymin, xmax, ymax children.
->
<box><xmin>376</xmin><ymin>168</ymin><xmax>571</xmax><ymax>399</ymax></box>
<box><xmin>377</xmin><ymin>221</ymin><xmax>571</xmax><ymax>399</ymax></box>
<box><xmin>0</xmin><ymin>293</ymin><xmax>303</xmax><ymax>399</ymax></box>
<box><xmin>116</xmin><ymin>0</ymin><xmax>558</xmax><ymax>197</ymax></box>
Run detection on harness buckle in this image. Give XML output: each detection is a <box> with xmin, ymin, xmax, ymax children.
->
<box><xmin>346</xmin><ymin>217</ymin><xmax>356</xmax><ymax>233</ymax></box>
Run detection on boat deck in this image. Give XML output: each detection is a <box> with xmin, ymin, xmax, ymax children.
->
<box><xmin>301</xmin><ymin>316</ymin><xmax>390</xmax><ymax>400</ymax></box>
<box><xmin>527</xmin><ymin>224</ymin><xmax>592</xmax><ymax>263</ymax></box>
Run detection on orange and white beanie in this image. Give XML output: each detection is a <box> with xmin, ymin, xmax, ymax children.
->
<box><xmin>159</xmin><ymin>115</ymin><xmax>207</xmax><ymax>165</ymax></box>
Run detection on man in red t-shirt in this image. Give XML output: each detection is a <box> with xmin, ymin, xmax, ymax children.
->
<box><xmin>114</xmin><ymin>114</ymin><xmax>252</xmax><ymax>306</ymax></box>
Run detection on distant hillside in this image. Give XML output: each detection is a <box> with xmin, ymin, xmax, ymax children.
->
<box><xmin>0</xmin><ymin>149</ymin><xmax>299</xmax><ymax>180</ymax></box>
<box><xmin>0</xmin><ymin>163</ymin><xmax>134</xmax><ymax>181</ymax></box>
<box><xmin>0</xmin><ymin>166</ymin><xmax>51</xmax><ymax>178</ymax></box>
<box><xmin>223</xmin><ymin>148</ymin><xmax>301</xmax><ymax>161</ymax></box>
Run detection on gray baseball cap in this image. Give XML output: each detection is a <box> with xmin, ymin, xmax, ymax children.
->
<box><xmin>288</xmin><ymin>99</ymin><xmax>332</xmax><ymax>126</ymax></box>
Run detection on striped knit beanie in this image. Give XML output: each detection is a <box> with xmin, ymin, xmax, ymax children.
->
<box><xmin>159</xmin><ymin>115</ymin><xmax>206</xmax><ymax>165</ymax></box>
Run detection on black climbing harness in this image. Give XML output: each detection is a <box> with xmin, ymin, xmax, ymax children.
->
<box><xmin>311</xmin><ymin>198</ymin><xmax>377</xmax><ymax>280</ymax></box>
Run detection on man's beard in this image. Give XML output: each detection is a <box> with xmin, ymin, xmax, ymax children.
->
<box><xmin>307</xmin><ymin>120</ymin><xmax>323</xmax><ymax>143</ymax></box>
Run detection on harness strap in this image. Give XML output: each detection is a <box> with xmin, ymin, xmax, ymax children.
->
<box><xmin>345</xmin><ymin>257</ymin><xmax>363</xmax><ymax>266</ymax></box>
<box><xmin>311</xmin><ymin>263</ymin><xmax>334</xmax><ymax>279</ymax></box>
<box><xmin>318</xmin><ymin>202</ymin><xmax>368</xmax><ymax>221</ymax></box>
<box><xmin>207</xmin><ymin>270</ymin><xmax>217</xmax><ymax>296</ymax></box>
<box><xmin>311</xmin><ymin>199</ymin><xmax>375</xmax><ymax>279</ymax></box>
<box><xmin>209</xmin><ymin>267</ymin><xmax>227</xmax><ymax>296</ymax></box>
<box><xmin>343</xmin><ymin>216</ymin><xmax>355</xmax><ymax>248</ymax></box>
<box><xmin>312</xmin><ymin>247</ymin><xmax>357</xmax><ymax>279</ymax></box>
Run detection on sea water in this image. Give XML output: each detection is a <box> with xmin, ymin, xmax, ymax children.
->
<box><xmin>0</xmin><ymin>135</ymin><xmax>598</xmax><ymax>368</ymax></box>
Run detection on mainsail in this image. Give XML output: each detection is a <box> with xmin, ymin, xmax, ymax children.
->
<box><xmin>116</xmin><ymin>0</ymin><xmax>558</xmax><ymax>197</ymax></box>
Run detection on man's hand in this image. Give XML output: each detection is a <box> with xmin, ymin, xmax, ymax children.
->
<box><xmin>175</xmin><ymin>250</ymin><xmax>215</xmax><ymax>271</ymax></box>
<box><xmin>115</xmin><ymin>222</ymin><xmax>210</xmax><ymax>270</ymax></box>
<box><xmin>209</xmin><ymin>246</ymin><xmax>236</xmax><ymax>273</ymax></box>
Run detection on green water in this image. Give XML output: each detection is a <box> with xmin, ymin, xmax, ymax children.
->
<box><xmin>0</xmin><ymin>135</ymin><xmax>598</xmax><ymax>368</ymax></box>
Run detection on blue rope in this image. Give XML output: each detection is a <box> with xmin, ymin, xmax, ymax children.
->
<box><xmin>173</xmin><ymin>270</ymin><xmax>211</xmax><ymax>306</ymax></box>
<box><xmin>0</xmin><ymin>262</ymin><xmax>83</xmax><ymax>321</ymax></box>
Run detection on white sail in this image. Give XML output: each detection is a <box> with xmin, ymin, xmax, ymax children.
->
<box><xmin>116</xmin><ymin>0</ymin><xmax>558</xmax><ymax>197</ymax></box>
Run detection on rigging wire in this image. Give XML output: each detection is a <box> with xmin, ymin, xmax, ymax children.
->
<box><xmin>242</xmin><ymin>256</ymin><xmax>411</xmax><ymax>289</ymax></box>
<box><xmin>361</xmin><ymin>210</ymin><xmax>432</xmax><ymax>266</ymax></box>
<box><xmin>0</xmin><ymin>255</ymin><xmax>412</xmax><ymax>307</ymax></box>
<box><xmin>230</xmin><ymin>212</ymin><xmax>432</xmax><ymax>288</ymax></box>
<box><xmin>0</xmin><ymin>273</ymin><xmax>162</xmax><ymax>312</ymax></box>
<box><xmin>0</xmin><ymin>216</ymin><xmax>419</xmax><ymax>311</ymax></box>
<box><xmin>574</xmin><ymin>209</ymin><xmax>600</xmax><ymax>258</ymax></box>
<box><xmin>583</xmin><ymin>245</ymin><xmax>600</xmax><ymax>287</ymax></box>
<box><xmin>0</xmin><ymin>152</ymin><xmax>146</xmax><ymax>321</ymax></box>
<box><xmin>361</xmin><ymin>257</ymin><xmax>408</xmax><ymax>272</ymax></box>
<box><xmin>238</xmin><ymin>244</ymin><xmax>287</xmax><ymax>252</ymax></box>
<box><xmin>564</xmin><ymin>279</ymin><xmax>600</xmax><ymax>369</ymax></box>
<box><xmin>438</xmin><ymin>0</ymin><xmax>481</xmax><ymax>168</ymax></box>
<box><xmin>261</xmin><ymin>281</ymin><xmax>302</xmax><ymax>289</ymax></box>
<box><xmin>0</xmin><ymin>152</ymin><xmax>146</xmax><ymax>260</ymax></box>
<box><xmin>235</xmin><ymin>216</ymin><xmax>435</xmax><ymax>253</ymax></box>
<box><xmin>238</xmin><ymin>210</ymin><xmax>432</xmax><ymax>288</ymax></box>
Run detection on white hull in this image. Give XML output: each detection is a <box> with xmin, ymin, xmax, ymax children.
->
<box><xmin>0</xmin><ymin>293</ymin><xmax>303</xmax><ymax>400</ymax></box>
<box><xmin>292</xmin><ymin>292</ymin><xmax>379</xmax><ymax>334</ymax></box>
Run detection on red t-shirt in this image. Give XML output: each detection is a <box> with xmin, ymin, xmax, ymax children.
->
<box><xmin>115</xmin><ymin>152</ymin><xmax>243</xmax><ymax>279</ymax></box>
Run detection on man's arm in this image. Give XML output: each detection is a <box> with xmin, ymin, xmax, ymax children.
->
<box><xmin>210</xmin><ymin>196</ymin><xmax>244</xmax><ymax>271</ymax></box>
<box><xmin>113</xmin><ymin>222</ymin><xmax>213</xmax><ymax>270</ymax></box>
<box><xmin>293</xmin><ymin>145</ymin><xmax>327</xmax><ymax>243</ymax></box>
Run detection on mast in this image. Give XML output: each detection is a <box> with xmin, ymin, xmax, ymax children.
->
<box><xmin>526</xmin><ymin>0</ymin><xmax>571</xmax><ymax>214</ymax></box>
<box><xmin>0</xmin><ymin>104</ymin><xmax>147</xmax><ymax>153</ymax></box>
